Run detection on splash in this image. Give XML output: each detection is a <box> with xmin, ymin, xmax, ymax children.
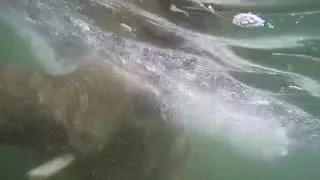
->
<box><xmin>168</xmin><ymin>82</ymin><xmax>290</xmax><ymax>160</ymax></box>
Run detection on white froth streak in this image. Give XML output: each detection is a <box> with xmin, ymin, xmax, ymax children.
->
<box><xmin>201</xmin><ymin>34</ymin><xmax>320</xmax><ymax>99</ymax></box>
<box><xmin>219</xmin><ymin>35</ymin><xmax>310</xmax><ymax>50</ymax></box>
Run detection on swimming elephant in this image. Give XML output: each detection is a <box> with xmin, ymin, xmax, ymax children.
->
<box><xmin>0</xmin><ymin>61</ymin><xmax>189</xmax><ymax>180</ymax></box>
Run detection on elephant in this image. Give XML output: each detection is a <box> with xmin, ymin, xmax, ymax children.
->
<box><xmin>0</xmin><ymin>60</ymin><xmax>190</xmax><ymax>180</ymax></box>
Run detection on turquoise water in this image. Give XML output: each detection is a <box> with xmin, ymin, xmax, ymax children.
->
<box><xmin>1</xmin><ymin>0</ymin><xmax>320</xmax><ymax>180</ymax></box>
<box><xmin>0</xmin><ymin>18</ymin><xmax>39</xmax><ymax>68</ymax></box>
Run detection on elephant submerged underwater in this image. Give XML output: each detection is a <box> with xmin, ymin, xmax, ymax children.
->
<box><xmin>0</xmin><ymin>60</ymin><xmax>190</xmax><ymax>180</ymax></box>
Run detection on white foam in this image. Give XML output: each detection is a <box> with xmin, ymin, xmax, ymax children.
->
<box><xmin>232</xmin><ymin>13</ymin><xmax>265</xmax><ymax>28</ymax></box>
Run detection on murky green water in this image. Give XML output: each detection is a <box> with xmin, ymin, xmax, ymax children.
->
<box><xmin>0</xmin><ymin>0</ymin><xmax>320</xmax><ymax>180</ymax></box>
